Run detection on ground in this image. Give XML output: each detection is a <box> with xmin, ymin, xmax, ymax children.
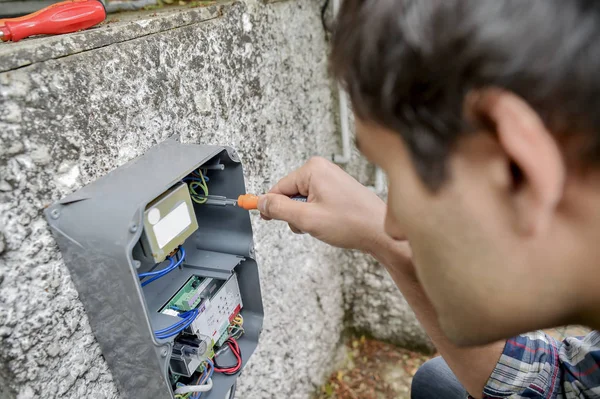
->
<box><xmin>317</xmin><ymin>326</ymin><xmax>592</xmax><ymax>399</ymax></box>
<box><xmin>316</xmin><ymin>337</ymin><xmax>434</xmax><ymax>399</ymax></box>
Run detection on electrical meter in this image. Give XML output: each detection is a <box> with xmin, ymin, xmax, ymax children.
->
<box><xmin>45</xmin><ymin>138</ymin><xmax>264</xmax><ymax>399</ymax></box>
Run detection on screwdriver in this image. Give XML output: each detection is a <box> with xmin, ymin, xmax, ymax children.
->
<box><xmin>0</xmin><ymin>0</ymin><xmax>106</xmax><ymax>42</ymax></box>
<box><xmin>201</xmin><ymin>194</ymin><xmax>308</xmax><ymax>210</ymax></box>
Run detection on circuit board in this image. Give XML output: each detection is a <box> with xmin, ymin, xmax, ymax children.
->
<box><xmin>215</xmin><ymin>326</ymin><xmax>230</xmax><ymax>347</ymax></box>
<box><xmin>161</xmin><ymin>276</ymin><xmax>218</xmax><ymax>312</ymax></box>
<box><xmin>192</xmin><ymin>273</ymin><xmax>243</xmax><ymax>341</ymax></box>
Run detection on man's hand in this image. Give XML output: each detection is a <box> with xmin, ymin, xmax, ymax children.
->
<box><xmin>259</xmin><ymin>157</ymin><xmax>504</xmax><ymax>398</ymax></box>
<box><xmin>258</xmin><ymin>157</ymin><xmax>387</xmax><ymax>252</ymax></box>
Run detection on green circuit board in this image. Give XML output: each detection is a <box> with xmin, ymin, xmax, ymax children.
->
<box><xmin>162</xmin><ymin>276</ymin><xmax>206</xmax><ymax>312</ymax></box>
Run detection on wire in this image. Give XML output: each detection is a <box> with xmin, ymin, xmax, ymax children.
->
<box><xmin>227</xmin><ymin>313</ymin><xmax>245</xmax><ymax>339</ymax></box>
<box><xmin>221</xmin><ymin>313</ymin><xmax>245</xmax><ymax>341</ymax></box>
<box><xmin>155</xmin><ymin>310</ymin><xmax>197</xmax><ymax>340</ymax></box>
<box><xmin>188</xmin><ymin>169</ymin><xmax>209</xmax><ymax>204</ymax></box>
<box><xmin>154</xmin><ymin>309</ymin><xmax>197</xmax><ymax>334</ymax></box>
<box><xmin>183</xmin><ymin>175</ymin><xmax>209</xmax><ymax>183</ymax></box>
<box><xmin>214</xmin><ymin>338</ymin><xmax>242</xmax><ymax>375</ymax></box>
<box><xmin>138</xmin><ymin>257</ymin><xmax>176</xmax><ymax>278</ymax></box>
<box><xmin>174</xmin><ymin>379</ymin><xmax>213</xmax><ymax>394</ymax></box>
<box><xmin>190</xmin><ymin>358</ymin><xmax>214</xmax><ymax>399</ymax></box>
<box><xmin>227</xmin><ymin>320</ymin><xmax>244</xmax><ymax>340</ymax></box>
<box><xmin>232</xmin><ymin>314</ymin><xmax>243</xmax><ymax>326</ymax></box>
<box><xmin>154</xmin><ymin>308</ymin><xmax>199</xmax><ymax>340</ymax></box>
<box><xmin>139</xmin><ymin>247</ymin><xmax>186</xmax><ymax>287</ymax></box>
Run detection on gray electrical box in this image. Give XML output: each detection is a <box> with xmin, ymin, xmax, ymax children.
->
<box><xmin>45</xmin><ymin>138</ymin><xmax>264</xmax><ymax>399</ymax></box>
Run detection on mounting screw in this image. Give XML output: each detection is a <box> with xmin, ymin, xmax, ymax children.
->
<box><xmin>228</xmin><ymin>148</ymin><xmax>239</xmax><ymax>161</ymax></box>
<box><xmin>129</xmin><ymin>223</ymin><xmax>138</xmax><ymax>233</ymax></box>
<box><xmin>50</xmin><ymin>209</ymin><xmax>60</xmax><ymax>219</ymax></box>
<box><xmin>161</xmin><ymin>348</ymin><xmax>168</xmax><ymax>357</ymax></box>
<box><xmin>133</xmin><ymin>260</ymin><xmax>141</xmax><ymax>269</ymax></box>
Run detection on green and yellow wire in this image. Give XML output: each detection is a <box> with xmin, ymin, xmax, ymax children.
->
<box><xmin>189</xmin><ymin>169</ymin><xmax>209</xmax><ymax>204</ymax></box>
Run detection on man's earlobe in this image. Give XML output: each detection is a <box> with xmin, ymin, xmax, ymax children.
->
<box><xmin>471</xmin><ymin>88</ymin><xmax>565</xmax><ymax>236</ymax></box>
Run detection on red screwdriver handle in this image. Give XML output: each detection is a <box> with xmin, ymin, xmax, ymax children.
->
<box><xmin>0</xmin><ymin>0</ymin><xmax>106</xmax><ymax>42</ymax></box>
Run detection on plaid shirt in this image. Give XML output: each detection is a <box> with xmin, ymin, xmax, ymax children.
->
<box><xmin>479</xmin><ymin>330</ymin><xmax>600</xmax><ymax>398</ymax></box>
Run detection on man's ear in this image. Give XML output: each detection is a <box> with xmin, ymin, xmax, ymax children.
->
<box><xmin>469</xmin><ymin>89</ymin><xmax>566</xmax><ymax>236</ymax></box>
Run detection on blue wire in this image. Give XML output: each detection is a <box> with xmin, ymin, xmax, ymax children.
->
<box><xmin>155</xmin><ymin>316</ymin><xmax>194</xmax><ymax>340</ymax></box>
<box><xmin>154</xmin><ymin>308</ymin><xmax>198</xmax><ymax>340</ymax></box>
<box><xmin>139</xmin><ymin>246</ymin><xmax>185</xmax><ymax>279</ymax></box>
<box><xmin>192</xmin><ymin>370</ymin><xmax>208</xmax><ymax>399</ymax></box>
<box><xmin>154</xmin><ymin>310</ymin><xmax>196</xmax><ymax>334</ymax></box>
<box><xmin>138</xmin><ymin>257</ymin><xmax>175</xmax><ymax>278</ymax></box>
<box><xmin>193</xmin><ymin>358</ymin><xmax>214</xmax><ymax>399</ymax></box>
<box><xmin>183</xmin><ymin>176</ymin><xmax>209</xmax><ymax>182</ymax></box>
<box><xmin>205</xmin><ymin>358</ymin><xmax>214</xmax><ymax>381</ymax></box>
<box><xmin>155</xmin><ymin>319</ymin><xmax>192</xmax><ymax>340</ymax></box>
<box><xmin>139</xmin><ymin>247</ymin><xmax>186</xmax><ymax>287</ymax></box>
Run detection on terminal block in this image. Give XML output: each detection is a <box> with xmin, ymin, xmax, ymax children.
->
<box><xmin>45</xmin><ymin>138</ymin><xmax>264</xmax><ymax>399</ymax></box>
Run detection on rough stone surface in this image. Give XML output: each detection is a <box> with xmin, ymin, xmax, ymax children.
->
<box><xmin>343</xmin><ymin>251</ymin><xmax>434</xmax><ymax>353</ymax></box>
<box><xmin>0</xmin><ymin>1</ymin><xmax>429</xmax><ymax>398</ymax></box>
<box><xmin>0</xmin><ymin>5</ymin><xmax>222</xmax><ymax>72</ymax></box>
<box><xmin>338</xmin><ymin>114</ymin><xmax>434</xmax><ymax>353</ymax></box>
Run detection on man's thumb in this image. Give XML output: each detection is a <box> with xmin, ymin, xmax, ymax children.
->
<box><xmin>258</xmin><ymin>193</ymin><xmax>306</xmax><ymax>224</ymax></box>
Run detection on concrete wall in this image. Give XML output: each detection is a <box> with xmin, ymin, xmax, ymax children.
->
<box><xmin>0</xmin><ymin>1</ymin><xmax>430</xmax><ymax>398</ymax></box>
<box><xmin>340</xmin><ymin>117</ymin><xmax>433</xmax><ymax>354</ymax></box>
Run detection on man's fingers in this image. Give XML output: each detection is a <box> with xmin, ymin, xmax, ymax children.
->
<box><xmin>269</xmin><ymin>157</ymin><xmax>329</xmax><ymax>196</ymax></box>
<box><xmin>269</xmin><ymin>168</ymin><xmax>307</xmax><ymax>196</ymax></box>
<box><xmin>288</xmin><ymin>224</ymin><xmax>305</xmax><ymax>234</ymax></box>
<box><xmin>258</xmin><ymin>193</ymin><xmax>311</xmax><ymax>229</ymax></box>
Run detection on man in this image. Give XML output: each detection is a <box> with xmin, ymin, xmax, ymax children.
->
<box><xmin>257</xmin><ymin>1</ymin><xmax>600</xmax><ymax>398</ymax></box>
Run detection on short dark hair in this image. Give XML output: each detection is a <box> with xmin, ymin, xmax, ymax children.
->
<box><xmin>331</xmin><ymin>0</ymin><xmax>600</xmax><ymax>189</ymax></box>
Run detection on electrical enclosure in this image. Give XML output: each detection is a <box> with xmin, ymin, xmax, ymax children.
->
<box><xmin>45</xmin><ymin>138</ymin><xmax>264</xmax><ymax>399</ymax></box>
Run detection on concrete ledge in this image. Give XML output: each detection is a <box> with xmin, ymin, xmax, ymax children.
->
<box><xmin>0</xmin><ymin>3</ymin><xmax>227</xmax><ymax>73</ymax></box>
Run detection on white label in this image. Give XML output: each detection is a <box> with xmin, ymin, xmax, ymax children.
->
<box><xmin>153</xmin><ymin>202</ymin><xmax>192</xmax><ymax>249</ymax></box>
<box><xmin>147</xmin><ymin>208</ymin><xmax>161</xmax><ymax>225</ymax></box>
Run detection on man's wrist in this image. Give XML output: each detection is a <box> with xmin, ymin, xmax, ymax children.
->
<box><xmin>364</xmin><ymin>231</ymin><xmax>415</xmax><ymax>277</ymax></box>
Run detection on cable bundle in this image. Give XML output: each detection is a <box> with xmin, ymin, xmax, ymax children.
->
<box><xmin>174</xmin><ymin>359</ymin><xmax>214</xmax><ymax>399</ymax></box>
<box><xmin>214</xmin><ymin>338</ymin><xmax>242</xmax><ymax>375</ymax></box>
<box><xmin>227</xmin><ymin>314</ymin><xmax>244</xmax><ymax>340</ymax></box>
<box><xmin>139</xmin><ymin>246</ymin><xmax>186</xmax><ymax>287</ymax></box>
<box><xmin>154</xmin><ymin>308</ymin><xmax>199</xmax><ymax>340</ymax></box>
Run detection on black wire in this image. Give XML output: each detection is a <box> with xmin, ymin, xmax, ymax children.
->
<box><xmin>228</xmin><ymin>381</ymin><xmax>237</xmax><ymax>399</ymax></box>
<box><xmin>213</xmin><ymin>340</ymin><xmax>242</xmax><ymax>375</ymax></box>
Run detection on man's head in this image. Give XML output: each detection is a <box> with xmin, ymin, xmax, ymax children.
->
<box><xmin>332</xmin><ymin>0</ymin><xmax>600</xmax><ymax>345</ymax></box>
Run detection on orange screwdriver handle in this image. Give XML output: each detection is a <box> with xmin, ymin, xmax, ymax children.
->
<box><xmin>237</xmin><ymin>194</ymin><xmax>259</xmax><ymax>210</ymax></box>
<box><xmin>236</xmin><ymin>194</ymin><xmax>308</xmax><ymax>210</ymax></box>
<box><xmin>0</xmin><ymin>0</ymin><xmax>106</xmax><ymax>42</ymax></box>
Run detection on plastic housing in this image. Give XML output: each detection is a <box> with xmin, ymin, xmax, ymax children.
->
<box><xmin>45</xmin><ymin>138</ymin><xmax>264</xmax><ymax>399</ymax></box>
